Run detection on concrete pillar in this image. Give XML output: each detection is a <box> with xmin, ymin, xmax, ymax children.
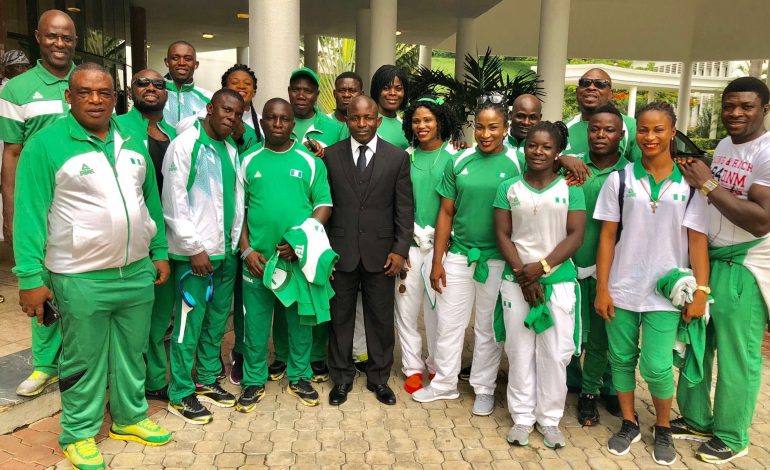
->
<box><xmin>249</xmin><ymin>0</ymin><xmax>300</xmax><ymax>110</ymax></box>
<box><xmin>627</xmin><ymin>85</ymin><xmax>638</xmax><ymax>118</ymax></box>
<box><xmin>455</xmin><ymin>18</ymin><xmax>476</xmax><ymax>82</ymax></box>
<box><xmin>676</xmin><ymin>60</ymin><xmax>693</xmax><ymax>132</ymax></box>
<box><xmin>537</xmin><ymin>0</ymin><xmax>571</xmax><ymax>121</ymax></box>
<box><xmin>304</xmin><ymin>34</ymin><xmax>319</xmax><ymax>72</ymax></box>
<box><xmin>419</xmin><ymin>45</ymin><xmax>432</xmax><ymax>70</ymax></box>
<box><xmin>749</xmin><ymin>59</ymin><xmax>763</xmax><ymax>78</ymax></box>
<box><xmin>355</xmin><ymin>9</ymin><xmax>371</xmax><ymax>92</ymax></box>
<box><xmin>236</xmin><ymin>47</ymin><xmax>249</xmax><ymax>66</ymax></box>
<box><xmin>369</xmin><ymin>0</ymin><xmax>397</xmax><ymax>75</ymax></box>
<box><xmin>129</xmin><ymin>6</ymin><xmax>147</xmax><ymax>72</ymax></box>
<box><xmin>647</xmin><ymin>90</ymin><xmax>657</xmax><ymax>103</ymax></box>
<box><xmin>709</xmin><ymin>93</ymin><xmax>719</xmax><ymax>139</ymax></box>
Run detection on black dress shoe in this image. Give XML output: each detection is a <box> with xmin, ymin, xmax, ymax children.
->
<box><xmin>367</xmin><ymin>382</ymin><xmax>396</xmax><ymax>405</ymax></box>
<box><xmin>329</xmin><ymin>383</ymin><xmax>352</xmax><ymax>406</ymax></box>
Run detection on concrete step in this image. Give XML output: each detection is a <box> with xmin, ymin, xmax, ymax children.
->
<box><xmin>0</xmin><ymin>348</ymin><xmax>61</xmax><ymax>434</ymax></box>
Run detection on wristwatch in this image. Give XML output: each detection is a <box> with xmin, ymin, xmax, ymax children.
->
<box><xmin>701</xmin><ymin>178</ymin><xmax>719</xmax><ymax>196</ymax></box>
<box><xmin>540</xmin><ymin>259</ymin><xmax>552</xmax><ymax>274</ymax></box>
<box><xmin>696</xmin><ymin>285</ymin><xmax>711</xmax><ymax>295</ymax></box>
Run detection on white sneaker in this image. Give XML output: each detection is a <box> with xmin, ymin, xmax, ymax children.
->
<box><xmin>537</xmin><ymin>423</ymin><xmax>566</xmax><ymax>449</ymax></box>
<box><xmin>16</xmin><ymin>371</ymin><xmax>58</xmax><ymax>397</ymax></box>
<box><xmin>472</xmin><ymin>393</ymin><xmax>495</xmax><ymax>416</ymax></box>
<box><xmin>411</xmin><ymin>384</ymin><xmax>460</xmax><ymax>403</ymax></box>
<box><xmin>507</xmin><ymin>423</ymin><xmax>533</xmax><ymax>446</ymax></box>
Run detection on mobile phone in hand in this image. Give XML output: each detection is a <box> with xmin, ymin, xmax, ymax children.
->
<box><xmin>43</xmin><ymin>300</ymin><xmax>60</xmax><ymax>327</ymax></box>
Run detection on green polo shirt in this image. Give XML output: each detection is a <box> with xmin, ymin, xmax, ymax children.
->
<box><xmin>291</xmin><ymin>108</ymin><xmax>342</xmax><ymax>147</ymax></box>
<box><xmin>0</xmin><ymin>60</ymin><xmax>74</xmax><ymax>144</ymax></box>
<box><xmin>378</xmin><ymin>114</ymin><xmax>409</xmax><ymax>150</ymax></box>
<box><xmin>505</xmin><ymin>133</ymin><xmax>527</xmax><ymax>169</ymax></box>
<box><xmin>633</xmin><ymin>156</ymin><xmax>683</xmax><ymax>195</ymax></box>
<box><xmin>565</xmin><ymin>113</ymin><xmax>642</xmax><ymax>162</ymax></box>
<box><xmin>572</xmin><ymin>153</ymin><xmax>629</xmax><ymax>268</ymax></box>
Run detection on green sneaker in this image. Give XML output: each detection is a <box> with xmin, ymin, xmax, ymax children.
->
<box><xmin>109</xmin><ymin>418</ymin><xmax>172</xmax><ymax>446</ymax></box>
<box><xmin>62</xmin><ymin>438</ymin><xmax>105</xmax><ymax>470</ymax></box>
<box><xmin>16</xmin><ymin>370</ymin><xmax>58</xmax><ymax>397</ymax></box>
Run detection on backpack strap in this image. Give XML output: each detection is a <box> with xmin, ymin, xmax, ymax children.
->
<box><xmin>616</xmin><ymin>168</ymin><xmax>626</xmax><ymax>244</ymax></box>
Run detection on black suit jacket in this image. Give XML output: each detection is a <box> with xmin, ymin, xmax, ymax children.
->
<box><xmin>324</xmin><ymin>137</ymin><xmax>414</xmax><ymax>272</ymax></box>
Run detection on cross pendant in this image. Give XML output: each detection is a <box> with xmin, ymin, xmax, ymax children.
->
<box><xmin>650</xmin><ymin>201</ymin><xmax>658</xmax><ymax>213</ymax></box>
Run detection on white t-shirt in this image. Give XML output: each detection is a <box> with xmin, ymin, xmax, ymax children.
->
<box><xmin>493</xmin><ymin>175</ymin><xmax>585</xmax><ymax>268</ymax></box>
<box><xmin>594</xmin><ymin>161</ymin><xmax>708</xmax><ymax>312</ymax></box>
<box><xmin>709</xmin><ymin>132</ymin><xmax>770</xmax><ymax>246</ymax></box>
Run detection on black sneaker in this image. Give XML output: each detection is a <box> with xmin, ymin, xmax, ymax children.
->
<box><xmin>578</xmin><ymin>394</ymin><xmax>599</xmax><ymax>426</ymax></box>
<box><xmin>167</xmin><ymin>394</ymin><xmax>212</xmax><ymax>425</ymax></box>
<box><xmin>311</xmin><ymin>361</ymin><xmax>330</xmax><ymax>383</ymax></box>
<box><xmin>145</xmin><ymin>385</ymin><xmax>169</xmax><ymax>402</ymax></box>
<box><xmin>287</xmin><ymin>379</ymin><xmax>320</xmax><ymax>407</ymax></box>
<box><xmin>652</xmin><ymin>426</ymin><xmax>677</xmax><ymax>465</ymax></box>
<box><xmin>607</xmin><ymin>419</ymin><xmax>641</xmax><ymax>456</ymax></box>
<box><xmin>354</xmin><ymin>359</ymin><xmax>368</xmax><ymax>374</ymax></box>
<box><xmin>268</xmin><ymin>360</ymin><xmax>287</xmax><ymax>381</ymax></box>
<box><xmin>195</xmin><ymin>382</ymin><xmax>236</xmax><ymax>407</ymax></box>
<box><xmin>228</xmin><ymin>351</ymin><xmax>243</xmax><ymax>386</ymax></box>
<box><xmin>669</xmin><ymin>417</ymin><xmax>712</xmax><ymax>442</ymax></box>
<box><xmin>602</xmin><ymin>394</ymin><xmax>622</xmax><ymax>417</ymax></box>
<box><xmin>696</xmin><ymin>437</ymin><xmax>749</xmax><ymax>464</ymax></box>
<box><xmin>236</xmin><ymin>385</ymin><xmax>265</xmax><ymax>413</ymax></box>
<box><xmin>458</xmin><ymin>365</ymin><xmax>471</xmax><ymax>382</ymax></box>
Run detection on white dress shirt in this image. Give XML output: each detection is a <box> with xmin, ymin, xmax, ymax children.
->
<box><xmin>350</xmin><ymin>135</ymin><xmax>378</xmax><ymax>168</ymax></box>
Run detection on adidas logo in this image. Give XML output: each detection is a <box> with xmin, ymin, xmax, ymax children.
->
<box><xmin>168</xmin><ymin>162</ymin><xmax>178</xmax><ymax>172</ymax></box>
<box><xmin>254</xmin><ymin>171</ymin><xmax>263</xmax><ymax>178</ymax></box>
<box><xmin>626</xmin><ymin>188</ymin><xmax>636</xmax><ymax>198</ymax></box>
<box><xmin>79</xmin><ymin>164</ymin><xmax>94</xmax><ymax>176</ymax></box>
<box><xmin>511</xmin><ymin>196</ymin><xmax>521</xmax><ymax>207</ymax></box>
<box><xmin>32</xmin><ymin>91</ymin><xmax>43</xmax><ymax>100</ymax></box>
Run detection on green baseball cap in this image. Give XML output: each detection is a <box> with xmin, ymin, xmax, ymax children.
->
<box><xmin>290</xmin><ymin>67</ymin><xmax>320</xmax><ymax>87</ymax></box>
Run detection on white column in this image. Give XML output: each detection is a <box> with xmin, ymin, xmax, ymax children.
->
<box><xmin>455</xmin><ymin>18</ymin><xmax>476</xmax><ymax>82</ymax></box>
<box><xmin>709</xmin><ymin>93</ymin><xmax>719</xmax><ymax>139</ymax></box>
<box><xmin>627</xmin><ymin>85</ymin><xmax>638</xmax><ymax>117</ymax></box>
<box><xmin>355</xmin><ymin>8</ymin><xmax>371</xmax><ymax>93</ymax></box>
<box><xmin>249</xmin><ymin>0</ymin><xmax>300</xmax><ymax>110</ymax></box>
<box><xmin>304</xmin><ymin>34</ymin><xmax>319</xmax><ymax>72</ymax></box>
<box><xmin>419</xmin><ymin>45</ymin><xmax>432</xmax><ymax>70</ymax></box>
<box><xmin>749</xmin><ymin>59</ymin><xmax>763</xmax><ymax>78</ymax></box>
<box><xmin>369</xmin><ymin>0</ymin><xmax>397</xmax><ymax>74</ymax></box>
<box><xmin>537</xmin><ymin>0</ymin><xmax>571</xmax><ymax>121</ymax></box>
<box><xmin>236</xmin><ymin>47</ymin><xmax>249</xmax><ymax>66</ymax></box>
<box><xmin>676</xmin><ymin>60</ymin><xmax>693</xmax><ymax>132</ymax></box>
<box><xmin>647</xmin><ymin>90</ymin><xmax>657</xmax><ymax>103</ymax></box>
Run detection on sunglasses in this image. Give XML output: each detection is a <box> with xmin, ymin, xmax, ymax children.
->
<box><xmin>578</xmin><ymin>78</ymin><xmax>611</xmax><ymax>90</ymax></box>
<box><xmin>477</xmin><ymin>93</ymin><xmax>506</xmax><ymax>105</ymax></box>
<box><xmin>132</xmin><ymin>78</ymin><xmax>166</xmax><ymax>89</ymax></box>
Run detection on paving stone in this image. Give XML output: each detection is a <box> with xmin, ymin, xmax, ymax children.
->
<box><xmin>316</xmin><ymin>450</ymin><xmax>346</xmax><ymax>465</ymax></box>
<box><xmin>365</xmin><ymin>450</ymin><xmax>396</xmax><ymax>465</ymax></box>
<box><xmin>264</xmin><ymin>450</ymin><xmax>295</xmax><ymax>466</ymax></box>
<box><xmin>106</xmin><ymin>452</ymin><xmax>144</xmax><ymax>468</ymax></box>
<box><xmin>194</xmin><ymin>439</ymin><xmax>226</xmax><ymax>454</ymax></box>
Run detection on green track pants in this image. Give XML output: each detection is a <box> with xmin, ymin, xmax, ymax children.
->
<box><xmin>52</xmin><ymin>258</ymin><xmax>156</xmax><ymax>447</ymax></box>
<box><xmin>168</xmin><ymin>255</ymin><xmax>237</xmax><ymax>403</ymax></box>
<box><xmin>273</xmin><ymin>309</ymin><xmax>327</xmax><ymax>363</ymax></box>
<box><xmin>232</xmin><ymin>258</ymin><xmax>244</xmax><ymax>355</ymax></box>
<box><xmin>144</xmin><ymin>264</ymin><xmax>176</xmax><ymax>391</ymax></box>
<box><xmin>31</xmin><ymin>307</ymin><xmax>61</xmax><ymax>375</ymax></box>
<box><xmin>242</xmin><ymin>269</ymin><xmax>313</xmax><ymax>385</ymax></box>
<box><xmin>579</xmin><ymin>277</ymin><xmax>616</xmax><ymax>396</ymax></box>
<box><xmin>677</xmin><ymin>260</ymin><xmax>768</xmax><ymax>452</ymax></box>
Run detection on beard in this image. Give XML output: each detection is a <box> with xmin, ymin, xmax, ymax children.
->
<box><xmin>134</xmin><ymin>99</ymin><xmax>165</xmax><ymax>113</ymax></box>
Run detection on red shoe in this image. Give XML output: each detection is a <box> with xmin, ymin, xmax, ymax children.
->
<box><xmin>428</xmin><ymin>372</ymin><xmax>436</xmax><ymax>380</ymax></box>
<box><xmin>404</xmin><ymin>374</ymin><xmax>424</xmax><ymax>394</ymax></box>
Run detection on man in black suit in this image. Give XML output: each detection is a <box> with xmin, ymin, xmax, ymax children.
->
<box><xmin>324</xmin><ymin>95</ymin><xmax>413</xmax><ymax>406</ymax></box>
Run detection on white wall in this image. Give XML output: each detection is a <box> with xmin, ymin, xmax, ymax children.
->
<box><xmin>147</xmin><ymin>47</ymin><xmax>238</xmax><ymax>93</ymax></box>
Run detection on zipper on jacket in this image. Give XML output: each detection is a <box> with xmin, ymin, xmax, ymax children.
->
<box><xmin>103</xmin><ymin>138</ymin><xmax>132</xmax><ymax>266</ymax></box>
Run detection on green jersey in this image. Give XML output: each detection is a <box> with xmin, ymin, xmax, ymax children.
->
<box><xmin>505</xmin><ymin>133</ymin><xmax>528</xmax><ymax>169</ymax></box>
<box><xmin>572</xmin><ymin>153</ymin><xmax>629</xmax><ymax>268</ymax></box>
<box><xmin>411</xmin><ymin>144</ymin><xmax>457</xmax><ymax>228</ymax></box>
<box><xmin>241</xmin><ymin>142</ymin><xmax>332</xmax><ymax>255</ymax></box>
<box><xmin>327</xmin><ymin>111</ymin><xmax>348</xmax><ymax>142</ymax></box>
<box><xmin>162</xmin><ymin>77</ymin><xmax>212</xmax><ymax>128</ymax></box>
<box><xmin>378</xmin><ymin>114</ymin><xmax>409</xmax><ymax>150</ymax></box>
<box><xmin>565</xmin><ymin>113</ymin><xmax>641</xmax><ymax>162</ymax></box>
<box><xmin>291</xmin><ymin>109</ymin><xmax>342</xmax><ymax>147</ymax></box>
<box><xmin>437</xmin><ymin>147</ymin><xmax>522</xmax><ymax>251</ymax></box>
<box><xmin>293</xmin><ymin>117</ymin><xmax>313</xmax><ymax>143</ymax></box>
<box><xmin>0</xmin><ymin>60</ymin><xmax>74</xmax><ymax>144</ymax></box>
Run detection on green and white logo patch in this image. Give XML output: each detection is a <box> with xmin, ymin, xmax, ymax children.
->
<box><xmin>625</xmin><ymin>187</ymin><xmax>636</xmax><ymax>198</ymax></box>
<box><xmin>290</xmin><ymin>169</ymin><xmax>303</xmax><ymax>178</ymax></box>
<box><xmin>79</xmin><ymin>164</ymin><xmax>94</xmax><ymax>176</ymax></box>
<box><xmin>168</xmin><ymin>162</ymin><xmax>178</xmax><ymax>172</ymax></box>
<box><xmin>510</xmin><ymin>196</ymin><xmax>521</xmax><ymax>207</ymax></box>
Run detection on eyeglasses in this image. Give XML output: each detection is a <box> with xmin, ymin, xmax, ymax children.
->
<box><xmin>132</xmin><ymin>78</ymin><xmax>166</xmax><ymax>90</ymax></box>
<box><xmin>477</xmin><ymin>92</ymin><xmax>506</xmax><ymax>106</ymax></box>
<box><xmin>578</xmin><ymin>78</ymin><xmax>611</xmax><ymax>90</ymax></box>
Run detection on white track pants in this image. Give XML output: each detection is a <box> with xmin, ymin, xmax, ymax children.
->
<box><xmin>394</xmin><ymin>245</ymin><xmax>438</xmax><ymax>377</ymax></box>
<box><xmin>501</xmin><ymin>280</ymin><xmax>576</xmax><ymax>427</ymax></box>
<box><xmin>430</xmin><ymin>252</ymin><xmax>504</xmax><ymax>395</ymax></box>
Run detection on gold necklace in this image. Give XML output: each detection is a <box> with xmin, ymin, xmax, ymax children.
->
<box><xmin>638</xmin><ymin>178</ymin><xmax>675</xmax><ymax>213</ymax></box>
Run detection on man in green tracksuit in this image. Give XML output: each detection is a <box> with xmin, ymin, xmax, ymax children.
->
<box><xmin>14</xmin><ymin>63</ymin><xmax>172</xmax><ymax>470</ymax></box>
<box><xmin>162</xmin><ymin>41</ymin><xmax>212</xmax><ymax>128</ymax></box>
<box><xmin>236</xmin><ymin>98</ymin><xmax>333</xmax><ymax>411</ymax></box>
<box><xmin>162</xmin><ymin>88</ymin><xmax>245</xmax><ymax>425</ymax></box>
<box><xmin>117</xmin><ymin>68</ymin><xmax>177</xmax><ymax>400</ymax></box>
<box><xmin>570</xmin><ymin>104</ymin><xmax>628</xmax><ymax>425</ymax></box>
<box><xmin>674</xmin><ymin>77</ymin><xmax>770</xmax><ymax>465</ymax></box>
<box><xmin>0</xmin><ymin>10</ymin><xmax>77</xmax><ymax>397</ymax></box>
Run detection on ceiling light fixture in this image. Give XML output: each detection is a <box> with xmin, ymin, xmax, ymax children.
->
<box><xmin>202</xmin><ymin>33</ymin><xmax>215</xmax><ymax>39</ymax></box>
<box><xmin>66</xmin><ymin>7</ymin><xmax>81</xmax><ymax>12</ymax></box>
<box><xmin>395</xmin><ymin>30</ymin><xmax>402</xmax><ymax>36</ymax></box>
<box><xmin>236</xmin><ymin>13</ymin><xmax>249</xmax><ymax>19</ymax></box>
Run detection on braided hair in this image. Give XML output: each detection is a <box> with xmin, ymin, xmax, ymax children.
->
<box><xmin>221</xmin><ymin>63</ymin><xmax>262</xmax><ymax>143</ymax></box>
<box><xmin>526</xmin><ymin>120</ymin><xmax>569</xmax><ymax>153</ymax></box>
<box><xmin>402</xmin><ymin>97</ymin><xmax>462</xmax><ymax>144</ymax></box>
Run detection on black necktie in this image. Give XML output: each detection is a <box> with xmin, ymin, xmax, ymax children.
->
<box><xmin>357</xmin><ymin>145</ymin><xmax>368</xmax><ymax>175</ymax></box>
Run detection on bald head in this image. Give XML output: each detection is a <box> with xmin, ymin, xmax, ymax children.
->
<box><xmin>577</xmin><ymin>67</ymin><xmax>613</xmax><ymax>117</ymax></box>
<box><xmin>38</xmin><ymin>9</ymin><xmax>75</xmax><ymax>30</ymax></box>
<box><xmin>35</xmin><ymin>10</ymin><xmax>77</xmax><ymax>76</ymax></box>
<box><xmin>510</xmin><ymin>94</ymin><xmax>542</xmax><ymax>140</ymax></box>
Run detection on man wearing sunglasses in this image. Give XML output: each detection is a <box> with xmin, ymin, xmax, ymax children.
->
<box><xmin>0</xmin><ymin>9</ymin><xmax>78</xmax><ymax>398</ymax></box>
<box><xmin>117</xmin><ymin>69</ymin><xmax>177</xmax><ymax>402</ymax></box>
<box><xmin>564</xmin><ymin>69</ymin><xmax>641</xmax><ymax>163</ymax></box>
